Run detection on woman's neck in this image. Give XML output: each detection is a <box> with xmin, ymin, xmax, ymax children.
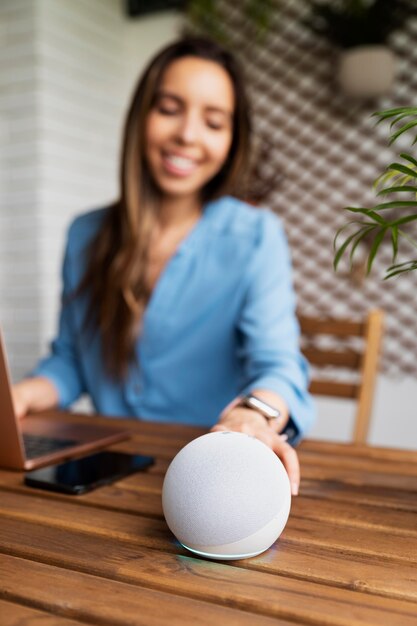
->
<box><xmin>145</xmin><ymin>194</ymin><xmax>204</xmax><ymax>293</ymax></box>
<box><xmin>156</xmin><ymin>194</ymin><xmax>203</xmax><ymax>230</ymax></box>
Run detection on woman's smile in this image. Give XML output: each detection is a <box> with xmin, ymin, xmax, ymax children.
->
<box><xmin>161</xmin><ymin>151</ymin><xmax>200</xmax><ymax>177</ymax></box>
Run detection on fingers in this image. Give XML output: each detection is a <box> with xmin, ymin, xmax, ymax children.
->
<box><xmin>272</xmin><ymin>436</ymin><xmax>300</xmax><ymax>496</ymax></box>
<box><xmin>210</xmin><ymin>424</ymin><xmax>228</xmax><ymax>432</ymax></box>
<box><xmin>254</xmin><ymin>429</ymin><xmax>300</xmax><ymax>496</ymax></box>
<box><xmin>11</xmin><ymin>388</ymin><xmax>27</xmax><ymax>420</ymax></box>
<box><xmin>211</xmin><ymin>414</ymin><xmax>300</xmax><ymax>497</ymax></box>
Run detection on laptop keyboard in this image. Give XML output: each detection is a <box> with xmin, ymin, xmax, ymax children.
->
<box><xmin>23</xmin><ymin>433</ymin><xmax>78</xmax><ymax>460</ymax></box>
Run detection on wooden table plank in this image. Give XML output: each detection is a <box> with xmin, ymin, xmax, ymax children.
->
<box><xmin>2</xmin><ymin>473</ymin><xmax>416</xmax><ymax>541</ymax></box>
<box><xmin>301</xmin><ymin>479</ymin><xmax>417</xmax><ymax>512</ymax></box>
<box><xmin>0</xmin><ymin>469</ymin><xmax>164</xmax><ymax>518</ymax></box>
<box><xmin>1</xmin><ymin>526</ymin><xmax>416</xmax><ymax>626</ymax></box>
<box><xmin>0</xmin><ymin>504</ymin><xmax>410</xmax><ymax>601</ymax></box>
<box><xmin>108</xmin><ymin>474</ymin><xmax>417</xmax><ymax>537</ymax></box>
<box><xmin>0</xmin><ymin>598</ymin><xmax>89</xmax><ymax>626</ymax></box>
<box><xmin>0</xmin><ymin>554</ymin><xmax>289</xmax><ymax>626</ymax></box>
<box><xmin>1</xmin><ymin>488</ymin><xmax>415</xmax><ymax>565</ymax></box>
<box><xmin>291</xmin><ymin>496</ymin><xmax>417</xmax><ymax>536</ymax></box>
<box><xmin>1</xmin><ymin>468</ymin><xmax>416</xmax><ymax>525</ymax></box>
<box><xmin>298</xmin><ymin>451</ymin><xmax>417</xmax><ymax>477</ymax></box>
<box><xmin>300</xmin><ymin>440</ymin><xmax>417</xmax><ymax>463</ymax></box>
<box><xmin>71</xmin><ymin>473</ymin><xmax>417</xmax><ymax>537</ymax></box>
<box><xmin>300</xmin><ymin>465</ymin><xmax>417</xmax><ymax>492</ymax></box>
<box><xmin>286</xmin><ymin>516</ymin><xmax>416</xmax><ymax>563</ymax></box>
<box><xmin>0</xmin><ymin>497</ymin><xmax>416</xmax><ymax>609</ymax></box>
<box><xmin>250</xmin><ymin>541</ymin><xmax>417</xmax><ymax>602</ymax></box>
<box><xmin>101</xmin><ymin>435</ymin><xmax>417</xmax><ymax>492</ymax></box>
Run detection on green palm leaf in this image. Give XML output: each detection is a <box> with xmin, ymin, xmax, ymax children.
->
<box><xmin>400</xmin><ymin>153</ymin><xmax>417</xmax><ymax>168</ymax></box>
<box><xmin>377</xmin><ymin>185</ymin><xmax>417</xmax><ymax>196</ymax></box>
<box><xmin>388</xmin><ymin>163</ymin><xmax>417</xmax><ymax>179</ymax></box>
<box><xmin>344</xmin><ymin>207</ymin><xmax>388</xmax><ymax>224</ymax></box>
<box><xmin>333</xmin><ymin>224</ymin><xmax>376</xmax><ymax>271</ymax></box>
<box><xmin>372</xmin><ymin>107</ymin><xmax>417</xmax><ymax>122</ymax></box>
<box><xmin>391</xmin><ymin>226</ymin><xmax>399</xmax><ymax>261</ymax></box>
<box><xmin>389</xmin><ymin>120</ymin><xmax>417</xmax><ymax>145</ymax></box>
<box><xmin>366</xmin><ymin>229</ymin><xmax>387</xmax><ymax>274</ymax></box>
<box><xmin>372</xmin><ymin>200</ymin><xmax>417</xmax><ymax>211</ymax></box>
<box><xmin>349</xmin><ymin>225</ymin><xmax>376</xmax><ymax>264</ymax></box>
<box><xmin>390</xmin><ymin>214</ymin><xmax>417</xmax><ymax>227</ymax></box>
<box><xmin>335</xmin><ymin>107</ymin><xmax>417</xmax><ymax>279</ymax></box>
<box><xmin>374</xmin><ymin>168</ymin><xmax>404</xmax><ymax>189</ymax></box>
<box><xmin>385</xmin><ymin>260</ymin><xmax>417</xmax><ymax>279</ymax></box>
<box><xmin>389</xmin><ymin>112</ymin><xmax>415</xmax><ymax>129</ymax></box>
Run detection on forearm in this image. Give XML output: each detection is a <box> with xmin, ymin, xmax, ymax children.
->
<box><xmin>12</xmin><ymin>376</ymin><xmax>59</xmax><ymax>418</ymax></box>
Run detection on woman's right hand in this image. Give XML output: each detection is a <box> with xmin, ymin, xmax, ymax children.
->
<box><xmin>211</xmin><ymin>407</ymin><xmax>300</xmax><ymax>496</ymax></box>
<box><xmin>11</xmin><ymin>378</ymin><xmax>59</xmax><ymax>419</ymax></box>
<box><xmin>11</xmin><ymin>382</ymin><xmax>30</xmax><ymax>419</ymax></box>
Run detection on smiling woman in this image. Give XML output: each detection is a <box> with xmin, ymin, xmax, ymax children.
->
<box><xmin>146</xmin><ymin>57</ymin><xmax>235</xmax><ymax>199</ymax></box>
<box><xmin>144</xmin><ymin>56</ymin><xmax>235</xmax><ymax>290</ymax></box>
<box><xmin>11</xmin><ymin>37</ymin><xmax>315</xmax><ymax>495</ymax></box>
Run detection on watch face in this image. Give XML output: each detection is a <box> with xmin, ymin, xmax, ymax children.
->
<box><xmin>243</xmin><ymin>395</ymin><xmax>280</xmax><ymax>420</ymax></box>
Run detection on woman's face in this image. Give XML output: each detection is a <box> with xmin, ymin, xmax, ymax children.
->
<box><xmin>145</xmin><ymin>56</ymin><xmax>235</xmax><ymax>205</ymax></box>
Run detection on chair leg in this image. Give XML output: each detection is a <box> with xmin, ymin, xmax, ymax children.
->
<box><xmin>353</xmin><ymin>309</ymin><xmax>384</xmax><ymax>444</ymax></box>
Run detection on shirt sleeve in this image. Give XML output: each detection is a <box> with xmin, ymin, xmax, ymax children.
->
<box><xmin>31</xmin><ymin>223</ymin><xmax>87</xmax><ymax>407</ymax></box>
<box><xmin>237</xmin><ymin>211</ymin><xmax>316</xmax><ymax>444</ymax></box>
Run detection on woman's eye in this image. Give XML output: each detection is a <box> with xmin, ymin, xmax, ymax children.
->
<box><xmin>157</xmin><ymin>105</ymin><xmax>179</xmax><ymax>115</ymax></box>
<box><xmin>154</xmin><ymin>96</ymin><xmax>181</xmax><ymax>115</ymax></box>
<box><xmin>207</xmin><ymin>119</ymin><xmax>225</xmax><ymax>130</ymax></box>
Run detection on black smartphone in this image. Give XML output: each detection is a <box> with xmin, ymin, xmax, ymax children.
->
<box><xmin>24</xmin><ymin>450</ymin><xmax>154</xmax><ymax>495</ymax></box>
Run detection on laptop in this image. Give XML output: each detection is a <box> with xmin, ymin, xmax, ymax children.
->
<box><xmin>0</xmin><ymin>329</ymin><xmax>129</xmax><ymax>470</ymax></box>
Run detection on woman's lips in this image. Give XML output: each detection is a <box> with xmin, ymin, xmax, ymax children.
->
<box><xmin>161</xmin><ymin>152</ymin><xmax>200</xmax><ymax>177</ymax></box>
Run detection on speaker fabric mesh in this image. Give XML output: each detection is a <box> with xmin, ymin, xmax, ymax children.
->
<box><xmin>162</xmin><ymin>432</ymin><xmax>290</xmax><ymax>546</ymax></box>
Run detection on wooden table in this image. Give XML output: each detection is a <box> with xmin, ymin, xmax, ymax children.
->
<box><xmin>0</xmin><ymin>414</ymin><xmax>416</xmax><ymax>626</ymax></box>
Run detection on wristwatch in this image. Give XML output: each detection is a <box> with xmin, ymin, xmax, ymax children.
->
<box><xmin>237</xmin><ymin>394</ymin><xmax>281</xmax><ymax>425</ymax></box>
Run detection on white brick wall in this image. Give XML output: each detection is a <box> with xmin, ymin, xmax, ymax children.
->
<box><xmin>0</xmin><ymin>0</ymin><xmax>42</xmax><ymax>370</ymax></box>
<box><xmin>0</xmin><ymin>0</ymin><xmax>182</xmax><ymax>380</ymax></box>
<box><xmin>36</xmin><ymin>0</ymin><xmax>128</xmax><ymax>344</ymax></box>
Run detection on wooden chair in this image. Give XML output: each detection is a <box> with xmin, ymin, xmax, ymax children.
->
<box><xmin>298</xmin><ymin>309</ymin><xmax>384</xmax><ymax>444</ymax></box>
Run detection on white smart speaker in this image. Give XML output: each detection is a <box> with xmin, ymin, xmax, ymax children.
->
<box><xmin>162</xmin><ymin>431</ymin><xmax>291</xmax><ymax>560</ymax></box>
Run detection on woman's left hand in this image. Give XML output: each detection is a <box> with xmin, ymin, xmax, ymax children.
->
<box><xmin>211</xmin><ymin>407</ymin><xmax>300</xmax><ymax>496</ymax></box>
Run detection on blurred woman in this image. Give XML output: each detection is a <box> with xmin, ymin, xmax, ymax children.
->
<box><xmin>12</xmin><ymin>37</ymin><xmax>315</xmax><ymax>494</ymax></box>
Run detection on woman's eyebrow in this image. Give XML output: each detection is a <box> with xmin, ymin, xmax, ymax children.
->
<box><xmin>156</xmin><ymin>91</ymin><xmax>182</xmax><ymax>104</ymax></box>
<box><xmin>205</xmin><ymin>106</ymin><xmax>233</xmax><ymax>118</ymax></box>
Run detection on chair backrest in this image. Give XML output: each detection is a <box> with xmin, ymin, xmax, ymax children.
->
<box><xmin>298</xmin><ymin>309</ymin><xmax>384</xmax><ymax>444</ymax></box>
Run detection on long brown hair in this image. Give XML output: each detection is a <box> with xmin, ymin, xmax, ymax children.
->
<box><xmin>78</xmin><ymin>37</ymin><xmax>252</xmax><ymax>378</ymax></box>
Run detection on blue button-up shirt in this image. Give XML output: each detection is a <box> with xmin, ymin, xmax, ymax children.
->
<box><xmin>34</xmin><ymin>196</ymin><xmax>315</xmax><ymax>443</ymax></box>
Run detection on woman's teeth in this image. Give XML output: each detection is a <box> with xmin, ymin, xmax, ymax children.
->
<box><xmin>165</xmin><ymin>154</ymin><xmax>196</xmax><ymax>170</ymax></box>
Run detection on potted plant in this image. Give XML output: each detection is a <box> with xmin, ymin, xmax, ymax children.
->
<box><xmin>303</xmin><ymin>0</ymin><xmax>416</xmax><ymax>97</ymax></box>
<box><xmin>334</xmin><ymin>106</ymin><xmax>417</xmax><ymax>278</ymax></box>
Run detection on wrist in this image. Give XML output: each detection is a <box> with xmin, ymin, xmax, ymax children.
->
<box><xmin>236</xmin><ymin>392</ymin><xmax>289</xmax><ymax>432</ymax></box>
<box><xmin>215</xmin><ymin>405</ymin><xmax>275</xmax><ymax>439</ymax></box>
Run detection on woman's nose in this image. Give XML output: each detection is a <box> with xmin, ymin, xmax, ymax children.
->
<box><xmin>176</xmin><ymin>112</ymin><xmax>200</xmax><ymax>144</ymax></box>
